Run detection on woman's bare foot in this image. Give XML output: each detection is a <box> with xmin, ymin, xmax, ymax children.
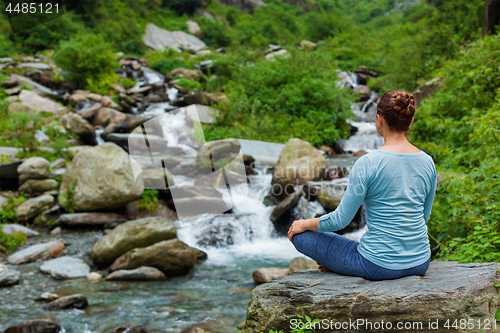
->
<box><xmin>316</xmin><ymin>261</ymin><xmax>332</xmax><ymax>273</ymax></box>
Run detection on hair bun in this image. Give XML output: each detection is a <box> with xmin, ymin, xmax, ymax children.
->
<box><xmin>391</xmin><ymin>91</ymin><xmax>415</xmax><ymax>116</ymax></box>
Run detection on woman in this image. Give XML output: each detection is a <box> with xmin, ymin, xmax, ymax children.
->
<box><xmin>288</xmin><ymin>90</ymin><xmax>437</xmax><ymax>281</ymax></box>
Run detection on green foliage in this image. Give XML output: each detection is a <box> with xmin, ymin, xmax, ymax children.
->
<box><xmin>54</xmin><ymin>32</ymin><xmax>118</xmax><ymax>93</ymax></box>
<box><xmin>146</xmin><ymin>49</ymin><xmax>190</xmax><ymax>74</ymax></box>
<box><xmin>175</xmin><ymin>78</ymin><xmax>203</xmax><ymax>92</ymax></box>
<box><xmin>0</xmin><ymin>229</ymin><xmax>27</xmax><ymax>254</ymax></box>
<box><xmin>0</xmin><ymin>34</ymin><xmax>17</xmax><ymax>57</ymax></box>
<box><xmin>204</xmin><ymin>50</ymin><xmax>353</xmax><ymax>146</ymax></box>
<box><xmin>0</xmin><ymin>195</ymin><xmax>26</xmax><ymax>223</ymax></box>
<box><xmin>0</xmin><ymin>109</ymin><xmax>43</xmax><ymax>154</ymax></box>
<box><xmin>66</xmin><ymin>179</ymin><xmax>78</xmax><ymax>214</ymax></box>
<box><xmin>138</xmin><ymin>189</ymin><xmax>159</xmax><ymax>212</ymax></box>
<box><xmin>164</xmin><ymin>0</ymin><xmax>200</xmax><ymax>15</ymax></box>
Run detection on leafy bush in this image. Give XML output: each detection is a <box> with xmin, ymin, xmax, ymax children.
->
<box><xmin>175</xmin><ymin>78</ymin><xmax>203</xmax><ymax>92</ymax></box>
<box><xmin>164</xmin><ymin>0</ymin><xmax>200</xmax><ymax>15</ymax></box>
<box><xmin>138</xmin><ymin>189</ymin><xmax>159</xmax><ymax>212</ymax></box>
<box><xmin>0</xmin><ymin>229</ymin><xmax>27</xmax><ymax>254</ymax></box>
<box><xmin>54</xmin><ymin>32</ymin><xmax>118</xmax><ymax>92</ymax></box>
<box><xmin>0</xmin><ymin>195</ymin><xmax>26</xmax><ymax>223</ymax></box>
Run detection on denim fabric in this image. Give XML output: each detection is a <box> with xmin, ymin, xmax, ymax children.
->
<box><xmin>292</xmin><ymin>230</ymin><xmax>430</xmax><ymax>281</ymax></box>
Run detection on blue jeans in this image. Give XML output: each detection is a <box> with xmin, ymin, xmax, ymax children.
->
<box><xmin>291</xmin><ymin>230</ymin><xmax>430</xmax><ymax>281</ymax></box>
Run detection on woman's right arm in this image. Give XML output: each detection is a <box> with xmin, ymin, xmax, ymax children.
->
<box><xmin>423</xmin><ymin>166</ymin><xmax>437</xmax><ymax>222</ymax></box>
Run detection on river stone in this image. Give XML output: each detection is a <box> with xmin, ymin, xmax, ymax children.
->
<box><xmin>7</xmin><ymin>240</ymin><xmax>65</xmax><ymax>264</ymax></box>
<box><xmin>49</xmin><ymin>158</ymin><xmax>66</xmax><ymax>170</ymax></box>
<box><xmin>40</xmin><ymin>256</ymin><xmax>90</xmax><ymax>279</ymax></box>
<box><xmin>239</xmin><ymin>261</ymin><xmax>500</xmax><ymax>333</ymax></box>
<box><xmin>17</xmin><ymin>156</ymin><xmax>50</xmax><ymax>174</ymax></box>
<box><xmin>289</xmin><ymin>257</ymin><xmax>317</xmax><ymax>274</ymax></box>
<box><xmin>3</xmin><ymin>319</ymin><xmax>61</xmax><ymax>333</ymax></box>
<box><xmin>317</xmin><ymin>186</ymin><xmax>343</xmax><ymax>212</ymax></box>
<box><xmin>19</xmin><ymin>179</ymin><xmax>59</xmax><ymax>193</ymax></box>
<box><xmin>166</xmin><ymin>68</ymin><xmax>203</xmax><ymax>81</ymax></box>
<box><xmin>1</xmin><ymin>224</ymin><xmax>39</xmax><ymax>237</ymax></box>
<box><xmin>186</xmin><ymin>20</ymin><xmax>203</xmax><ymax>38</ymax></box>
<box><xmin>0</xmin><ymin>268</ymin><xmax>21</xmax><ymax>286</ymax></box>
<box><xmin>106</xmin><ymin>266</ymin><xmax>166</xmax><ymax>281</ymax></box>
<box><xmin>109</xmin><ymin>238</ymin><xmax>197</xmax><ymax>276</ymax></box>
<box><xmin>354</xmin><ymin>84</ymin><xmax>372</xmax><ymax>101</ymax></box>
<box><xmin>106</xmin><ymin>133</ymin><xmax>168</xmax><ymax>154</ymax></box>
<box><xmin>18</xmin><ymin>169</ymin><xmax>50</xmax><ymax>185</ymax></box>
<box><xmin>91</xmin><ymin>216</ymin><xmax>177</xmax><ymax>267</ymax></box>
<box><xmin>15</xmin><ymin>194</ymin><xmax>55</xmax><ymax>221</ymax></box>
<box><xmin>45</xmin><ymin>294</ymin><xmax>88</xmax><ymax>310</ymax></box>
<box><xmin>61</xmin><ymin>112</ymin><xmax>97</xmax><ymax>145</ymax></box>
<box><xmin>58</xmin><ymin>212</ymin><xmax>126</xmax><ymax>227</ymax></box>
<box><xmin>252</xmin><ymin>267</ymin><xmax>289</xmax><ymax>284</ymax></box>
<box><xmin>270</xmin><ymin>189</ymin><xmax>302</xmax><ymax>224</ymax></box>
<box><xmin>141</xmin><ymin>167</ymin><xmax>173</xmax><ymax>189</ymax></box>
<box><xmin>272</xmin><ymin>138</ymin><xmax>326</xmax><ymax>186</ymax></box>
<box><xmin>10</xmin><ymin>74</ymin><xmax>61</xmax><ymax>101</ymax></box>
<box><xmin>15</xmin><ymin>90</ymin><xmax>67</xmax><ymax>114</ymax></box>
<box><xmin>58</xmin><ymin>142</ymin><xmax>144</xmax><ymax>212</ymax></box>
<box><xmin>185</xmin><ymin>104</ymin><xmax>219</xmax><ymax>124</ymax></box>
<box><xmin>143</xmin><ymin>23</ymin><xmax>207</xmax><ymax>53</ymax></box>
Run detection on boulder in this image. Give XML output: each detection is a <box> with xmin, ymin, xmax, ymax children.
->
<box><xmin>252</xmin><ymin>267</ymin><xmax>289</xmax><ymax>284</ymax></box>
<box><xmin>58</xmin><ymin>212</ymin><xmax>126</xmax><ymax>227</ymax></box>
<box><xmin>187</xmin><ymin>20</ymin><xmax>203</xmax><ymax>38</ymax></box>
<box><xmin>240</xmin><ymin>262</ymin><xmax>500</xmax><ymax>333</ymax></box>
<box><xmin>45</xmin><ymin>294</ymin><xmax>88</xmax><ymax>310</ymax></box>
<box><xmin>34</xmin><ymin>292</ymin><xmax>59</xmax><ymax>302</ymax></box>
<box><xmin>289</xmin><ymin>257</ymin><xmax>317</xmax><ymax>274</ymax></box>
<box><xmin>7</xmin><ymin>241</ymin><xmax>65</xmax><ymax>264</ymax></box>
<box><xmin>92</xmin><ymin>107</ymin><xmax>127</xmax><ymax>127</ymax></box>
<box><xmin>354</xmin><ymin>149</ymin><xmax>368</xmax><ymax>157</ymax></box>
<box><xmin>3</xmin><ymin>320</ymin><xmax>61</xmax><ymax>333</ymax></box>
<box><xmin>272</xmin><ymin>138</ymin><xmax>326</xmax><ymax>186</ymax></box>
<box><xmin>166</xmin><ymin>68</ymin><xmax>203</xmax><ymax>81</ymax></box>
<box><xmin>1</xmin><ymin>224</ymin><xmax>39</xmax><ymax>237</ymax></box>
<box><xmin>17</xmin><ymin>157</ymin><xmax>50</xmax><ymax>174</ymax></box>
<box><xmin>49</xmin><ymin>158</ymin><xmax>66</xmax><ymax>170</ymax></box>
<box><xmin>0</xmin><ymin>268</ymin><xmax>21</xmax><ymax>286</ymax></box>
<box><xmin>185</xmin><ymin>104</ymin><xmax>219</xmax><ymax>124</ymax></box>
<box><xmin>91</xmin><ymin>216</ymin><xmax>177</xmax><ymax>267</ymax></box>
<box><xmin>265</xmin><ymin>49</ymin><xmax>289</xmax><ymax>61</ymax></box>
<box><xmin>141</xmin><ymin>167</ymin><xmax>173</xmax><ymax>189</ymax></box>
<box><xmin>270</xmin><ymin>189</ymin><xmax>302</xmax><ymax>223</ymax></box>
<box><xmin>78</xmin><ymin>102</ymin><xmax>102</xmax><ymax>120</ymax></box>
<box><xmin>300</xmin><ymin>40</ymin><xmax>317</xmax><ymax>50</ymax></box>
<box><xmin>15</xmin><ymin>194</ymin><xmax>55</xmax><ymax>221</ymax></box>
<box><xmin>105</xmin><ymin>133</ymin><xmax>168</xmax><ymax>154</ymax></box>
<box><xmin>317</xmin><ymin>186</ymin><xmax>343</xmax><ymax>212</ymax></box>
<box><xmin>9</xmin><ymin>74</ymin><xmax>62</xmax><ymax>101</ymax></box>
<box><xmin>61</xmin><ymin>112</ymin><xmax>97</xmax><ymax>145</ymax></box>
<box><xmin>106</xmin><ymin>266</ymin><xmax>166</xmax><ymax>281</ymax></box>
<box><xmin>7</xmin><ymin>102</ymin><xmax>32</xmax><ymax>114</ymax></box>
<box><xmin>109</xmin><ymin>238</ymin><xmax>197</xmax><ymax>276</ymax></box>
<box><xmin>86</xmin><ymin>272</ymin><xmax>102</xmax><ymax>281</ymax></box>
<box><xmin>40</xmin><ymin>256</ymin><xmax>90</xmax><ymax>279</ymax></box>
<box><xmin>18</xmin><ymin>169</ymin><xmax>50</xmax><ymax>184</ymax></box>
<box><xmin>217</xmin><ymin>0</ymin><xmax>266</xmax><ymax>14</ymax></box>
<box><xmin>412</xmin><ymin>77</ymin><xmax>443</xmax><ymax>108</ymax></box>
<box><xmin>58</xmin><ymin>143</ymin><xmax>144</xmax><ymax>212</ymax></box>
<box><xmin>354</xmin><ymin>84</ymin><xmax>372</xmax><ymax>101</ymax></box>
<box><xmin>15</xmin><ymin>90</ymin><xmax>67</xmax><ymax>114</ymax></box>
<box><xmin>143</xmin><ymin>23</ymin><xmax>207</xmax><ymax>53</ymax></box>
<box><xmin>19</xmin><ymin>179</ymin><xmax>59</xmax><ymax>193</ymax></box>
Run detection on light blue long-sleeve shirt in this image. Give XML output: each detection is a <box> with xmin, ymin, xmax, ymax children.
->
<box><xmin>317</xmin><ymin>149</ymin><xmax>437</xmax><ymax>270</ymax></box>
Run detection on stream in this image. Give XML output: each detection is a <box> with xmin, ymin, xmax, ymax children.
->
<box><xmin>0</xmin><ymin>71</ymin><xmax>382</xmax><ymax>332</ymax></box>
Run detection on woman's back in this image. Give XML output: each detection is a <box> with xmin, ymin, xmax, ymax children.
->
<box><xmin>357</xmin><ymin>150</ymin><xmax>437</xmax><ymax>269</ymax></box>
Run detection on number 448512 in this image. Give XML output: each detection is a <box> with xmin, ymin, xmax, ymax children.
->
<box><xmin>5</xmin><ymin>2</ymin><xmax>59</xmax><ymax>14</ymax></box>
<box><xmin>444</xmin><ymin>319</ymin><xmax>497</xmax><ymax>330</ymax></box>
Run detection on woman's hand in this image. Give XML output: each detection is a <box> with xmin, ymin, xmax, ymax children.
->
<box><xmin>288</xmin><ymin>218</ymin><xmax>319</xmax><ymax>241</ymax></box>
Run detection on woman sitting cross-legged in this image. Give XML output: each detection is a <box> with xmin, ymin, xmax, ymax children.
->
<box><xmin>288</xmin><ymin>90</ymin><xmax>437</xmax><ymax>281</ymax></box>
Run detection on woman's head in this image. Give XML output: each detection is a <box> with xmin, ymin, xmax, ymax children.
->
<box><xmin>376</xmin><ymin>90</ymin><xmax>415</xmax><ymax>133</ymax></box>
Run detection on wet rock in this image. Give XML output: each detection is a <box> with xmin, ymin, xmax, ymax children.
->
<box><xmin>48</xmin><ymin>168</ymin><xmax>66</xmax><ymax>178</ymax></box>
<box><xmin>105</xmin><ymin>133</ymin><xmax>168</xmax><ymax>154</ymax></box>
<box><xmin>272</xmin><ymin>138</ymin><xmax>326</xmax><ymax>186</ymax></box>
<box><xmin>3</xmin><ymin>319</ymin><xmax>61</xmax><ymax>333</ymax></box>
<box><xmin>19</xmin><ymin>62</ymin><xmax>51</xmax><ymax>70</ymax></box>
<box><xmin>106</xmin><ymin>266</ymin><xmax>166</xmax><ymax>281</ymax></box>
<box><xmin>289</xmin><ymin>257</ymin><xmax>317</xmax><ymax>274</ymax></box>
<box><xmin>125</xmin><ymin>201</ymin><xmax>178</xmax><ymax>221</ymax></box>
<box><xmin>270</xmin><ymin>189</ymin><xmax>302</xmax><ymax>224</ymax></box>
<box><xmin>166</xmin><ymin>68</ymin><xmax>203</xmax><ymax>82</ymax></box>
<box><xmin>58</xmin><ymin>212</ymin><xmax>126</xmax><ymax>227</ymax></box>
<box><xmin>187</xmin><ymin>20</ymin><xmax>203</xmax><ymax>38</ymax></box>
<box><xmin>49</xmin><ymin>158</ymin><xmax>66</xmax><ymax>170</ymax></box>
<box><xmin>86</xmin><ymin>272</ymin><xmax>102</xmax><ymax>281</ymax></box>
<box><xmin>9</xmin><ymin>74</ymin><xmax>62</xmax><ymax>101</ymax></box>
<box><xmin>45</xmin><ymin>294</ymin><xmax>88</xmax><ymax>310</ymax></box>
<box><xmin>40</xmin><ymin>256</ymin><xmax>90</xmax><ymax>279</ymax></box>
<box><xmin>323</xmin><ymin>165</ymin><xmax>347</xmax><ymax>180</ymax></box>
<box><xmin>15</xmin><ymin>89</ymin><xmax>67</xmax><ymax>114</ymax></box>
<box><xmin>78</xmin><ymin>102</ymin><xmax>102</xmax><ymax>120</ymax></box>
<box><xmin>181</xmin><ymin>317</ymin><xmax>241</xmax><ymax>333</ymax></box>
<box><xmin>0</xmin><ymin>268</ymin><xmax>21</xmax><ymax>286</ymax></box>
<box><xmin>15</xmin><ymin>194</ymin><xmax>55</xmax><ymax>221</ymax></box>
<box><xmin>252</xmin><ymin>267</ymin><xmax>289</xmax><ymax>284</ymax></box>
<box><xmin>50</xmin><ymin>227</ymin><xmax>61</xmax><ymax>235</ymax></box>
<box><xmin>61</xmin><ymin>112</ymin><xmax>97</xmax><ymax>145</ymax></box>
<box><xmin>19</xmin><ymin>179</ymin><xmax>59</xmax><ymax>194</ymax></box>
<box><xmin>140</xmin><ymin>167</ymin><xmax>173</xmax><ymax>189</ymax></box>
<box><xmin>317</xmin><ymin>186</ymin><xmax>343</xmax><ymax>212</ymax></box>
<box><xmin>58</xmin><ymin>142</ymin><xmax>144</xmax><ymax>212</ymax></box>
<box><xmin>106</xmin><ymin>326</ymin><xmax>161</xmax><ymax>333</ymax></box>
<box><xmin>240</xmin><ymin>262</ymin><xmax>500</xmax><ymax>333</ymax></box>
<box><xmin>354</xmin><ymin>85</ymin><xmax>371</xmax><ymax>101</ymax></box>
<box><xmin>91</xmin><ymin>216</ymin><xmax>177</xmax><ymax>267</ymax></box>
<box><xmin>34</xmin><ymin>292</ymin><xmax>59</xmax><ymax>302</ymax></box>
<box><xmin>143</xmin><ymin>23</ymin><xmax>207</xmax><ymax>53</ymax></box>
<box><xmin>110</xmin><ymin>238</ymin><xmax>197</xmax><ymax>277</ymax></box>
<box><xmin>7</xmin><ymin>240</ymin><xmax>65</xmax><ymax>264</ymax></box>
<box><xmin>92</xmin><ymin>107</ymin><xmax>127</xmax><ymax>127</ymax></box>
<box><xmin>193</xmin><ymin>248</ymin><xmax>208</xmax><ymax>261</ymax></box>
<box><xmin>354</xmin><ymin>149</ymin><xmax>368</xmax><ymax>157</ymax></box>
<box><xmin>17</xmin><ymin>157</ymin><xmax>50</xmax><ymax>174</ymax></box>
<box><xmin>172</xmin><ymin>197</ymin><xmax>231</xmax><ymax>217</ymax></box>
<box><xmin>1</xmin><ymin>224</ymin><xmax>39</xmax><ymax>237</ymax></box>
<box><xmin>300</xmin><ymin>40</ymin><xmax>317</xmax><ymax>50</ymax></box>
<box><xmin>174</xmin><ymin>92</ymin><xmax>220</xmax><ymax>107</ymax></box>
<box><xmin>18</xmin><ymin>169</ymin><xmax>50</xmax><ymax>185</ymax></box>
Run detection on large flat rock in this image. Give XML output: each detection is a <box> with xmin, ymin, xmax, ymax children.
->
<box><xmin>240</xmin><ymin>261</ymin><xmax>500</xmax><ymax>333</ymax></box>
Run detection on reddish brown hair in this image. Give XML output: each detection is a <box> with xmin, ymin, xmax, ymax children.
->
<box><xmin>376</xmin><ymin>90</ymin><xmax>416</xmax><ymax>132</ymax></box>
